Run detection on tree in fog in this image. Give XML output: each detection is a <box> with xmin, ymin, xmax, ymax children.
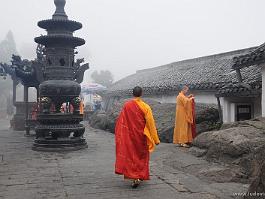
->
<box><xmin>0</xmin><ymin>30</ymin><xmax>18</xmax><ymax>93</ymax></box>
<box><xmin>91</xmin><ymin>70</ymin><xmax>114</xmax><ymax>88</ymax></box>
<box><xmin>0</xmin><ymin>31</ymin><xmax>18</xmax><ymax>63</ymax></box>
<box><xmin>0</xmin><ymin>31</ymin><xmax>18</xmax><ymax>115</ymax></box>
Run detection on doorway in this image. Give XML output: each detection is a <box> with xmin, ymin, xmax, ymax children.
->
<box><xmin>236</xmin><ymin>104</ymin><xmax>252</xmax><ymax>121</ymax></box>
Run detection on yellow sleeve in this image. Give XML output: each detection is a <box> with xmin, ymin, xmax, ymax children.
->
<box><xmin>179</xmin><ymin>94</ymin><xmax>190</xmax><ymax>108</ymax></box>
<box><xmin>180</xmin><ymin>95</ymin><xmax>193</xmax><ymax>124</ymax></box>
<box><xmin>145</xmin><ymin>105</ymin><xmax>160</xmax><ymax>145</ymax></box>
<box><xmin>186</xmin><ymin>99</ymin><xmax>193</xmax><ymax>124</ymax></box>
<box><xmin>134</xmin><ymin>99</ymin><xmax>160</xmax><ymax>152</ymax></box>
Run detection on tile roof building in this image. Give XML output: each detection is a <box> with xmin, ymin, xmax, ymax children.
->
<box><xmin>105</xmin><ymin>45</ymin><xmax>263</xmax><ymax>123</ymax></box>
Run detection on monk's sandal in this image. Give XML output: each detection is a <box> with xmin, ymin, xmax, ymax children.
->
<box><xmin>131</xmin><ymin>179</ymin><xmax>141</xmax><ymax>188</ymax></box>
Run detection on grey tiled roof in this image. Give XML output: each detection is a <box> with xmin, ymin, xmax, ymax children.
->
<box><xmin>233</xmin><ymin>43</ymin><xmax>265</xmax><ymax>69</ymax></box>
<box><xmin>216</xmin><ymin>81</ymin><xmax>261</xmax><ymax>97</ymax></box>
<box><xmin>108</xmin><ymin>47</ymin><xmax>261</xmax><ymax>96</ymax></box>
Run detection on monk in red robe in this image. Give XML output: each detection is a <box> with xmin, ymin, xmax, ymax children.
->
<box><xmin>115</xmin><ymin>86</ymin><xmax>160</xmax><ymax>188</ymax></box>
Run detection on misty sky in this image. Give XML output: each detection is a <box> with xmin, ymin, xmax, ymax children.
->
<box><xmin>0</xmin><ymin>0</ymin><xmax>265</xmax><ymax>81</ymax></box>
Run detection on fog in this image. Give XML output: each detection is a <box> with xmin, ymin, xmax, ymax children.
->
<box><xmin>0</xmin><ymin>0</ymin><xmax>265</xmax><ymax>81</ymax></box>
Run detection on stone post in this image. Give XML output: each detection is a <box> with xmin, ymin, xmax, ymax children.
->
<box><xmin>24</xmin><ymin>86</ymin><xmax>30</xmax><ymax>136</ymax></box>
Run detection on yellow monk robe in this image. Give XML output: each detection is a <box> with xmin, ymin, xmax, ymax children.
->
<box><xmin>134</xmin><ymin>97</ymin><xmax>160</xmax><ymax>152</ymax></box>
<box><xmin>80</xmin><ymin>100</ymin><xmax>84</xmax><ymax>115</ymax></box>
<box><xmin>173</xmin><ymin>91</ymin><xmax>194</xmax><ymax>144</ymax></box>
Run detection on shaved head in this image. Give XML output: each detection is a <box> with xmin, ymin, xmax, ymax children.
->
<box><xmin>182</xmin><ymin>85</ymin><xmax>189</xmax><ymax>91</ymax></box>
<box><xmin>133</xmin><ymin>86</ymin><xmax>143</xmax><ymax>97</ymax></box>
<box><xmin>182</xmin><ymin>85</ymin><xmax>189</xmax><ymax>94</ymax></box>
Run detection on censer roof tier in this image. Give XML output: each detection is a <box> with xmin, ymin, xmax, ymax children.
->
<box><xmin>35</xmin><ymin>0</ymin><xmax>85</xmax><ymax>48</ymax></box>
<box><xmin>38</xmin><ymin>19</ymin><xmax>82</xmax><ymax>32</ymax></box>
<box><xmin>35</xmin><ymin>35</ymin><xmax>85</xmax><ymax>47</ymax></box>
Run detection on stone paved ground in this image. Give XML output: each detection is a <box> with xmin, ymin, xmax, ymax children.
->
<box><xmin>0</xmin><ymin>119</ymin><xmax>248</xmax><ymax>199</ymax></box>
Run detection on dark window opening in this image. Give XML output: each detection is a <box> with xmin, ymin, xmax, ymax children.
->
<box><xmin>236</xmin><ymin>105</ymin><xmax>251</xmax><ymax>121</ymax></box>
<box><xmin>59</xmin><ymin>58</ymin><xmax>65</xmax><ymax>66</ymax></box>
<box><xmin>48</xmin><ymin>59</ymin><xmax>52</xmax><ymax>66</ymax></box>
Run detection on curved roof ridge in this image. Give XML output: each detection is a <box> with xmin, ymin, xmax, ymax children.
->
<box><xmin>171</xmin><ymin>47</ymin><xmax>256</xmax><ymax>65</ymax></box>
<box><xmin>136</xmin><ymin>47</ymin><xmax>256</xmax><ymax>74</ymax></box>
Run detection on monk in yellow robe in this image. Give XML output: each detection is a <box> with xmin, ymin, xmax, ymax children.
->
<box><xmin>115</xmin><ymin>86</ymin><xmax>160</xmax><ymax>188</ymax></box>
<box><xmin>173</xmin><ymin>86</ymin><xmax>194</xmax><ymax>147</ymax></box>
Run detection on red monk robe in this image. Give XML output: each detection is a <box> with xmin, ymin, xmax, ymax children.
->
<box><xmin>191</xmin><ymin>98</ymin><xmax>196</xmax><ymax>139</ymax></box>
<box><xmin>115</xmin><ymin>97</ymin><xmax>160</xmax><ymax>180</ymax></box>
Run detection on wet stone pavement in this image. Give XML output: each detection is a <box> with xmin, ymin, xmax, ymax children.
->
<box><xmin>0</xmin><ymin>119</ymin><xmax>247</xmax><ymax>199</ymax></box>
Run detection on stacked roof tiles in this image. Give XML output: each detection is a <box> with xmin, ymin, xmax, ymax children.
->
<box><xmin>108</xmin><ymin>47</ymin><xmax>261</xmax><ymax>97</ymax></box>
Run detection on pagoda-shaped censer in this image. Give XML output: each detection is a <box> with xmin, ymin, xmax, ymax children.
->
<box><xmin>33</xmin><ymin>0</ymin><xmax>89</xmax><ymax>151</ymax></box>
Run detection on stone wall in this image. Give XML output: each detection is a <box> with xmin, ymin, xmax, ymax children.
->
<box><xmin>90</xmin><ymin>98</ymin><xmax>220</xmax><ymax>143</ymax></box>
